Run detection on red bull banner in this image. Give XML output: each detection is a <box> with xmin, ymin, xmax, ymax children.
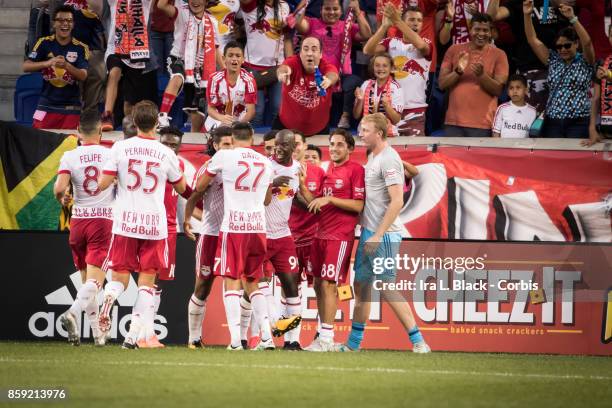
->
<box><xmin>179</xmin><ymin>144</ymin><xmax>612</xmax><ymax>243</ymax></box>
<box><xmin>199</xmin><ymin>240</ymin><xmax>612</xmax><ymax>355</ymax></box>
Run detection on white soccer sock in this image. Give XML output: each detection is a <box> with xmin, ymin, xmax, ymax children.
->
<box><xmin>188</xmin><ymin>294</ymin><xmax>206</xmax><ymax>343</ymax></box>
<box><xmin>223</xmin><ymin>290</ymin><xmax>242</xmax><ymax>348</ymax></box>
<box><xmin>285</xmin><ymin>296</ymin><xmax>302</xmax><ymax>343</ymax></box>
<box><xmin>69</xmin><ymin>278</ymin><xmax>99</xmax><ymax>317</ymax></box>
<box><xmin>239</xmin><ymin>296</ymin><xmax>252</xmax><ymax>341</ymax></box>
<box><xmin>250</xmin><ymin>290</ymin><xmax>272</xmax><ymax>342</ymax></box>
<box><xmin>126</xmin><ymin>286</ymin><xmax>155</xmax><ymax>343</ymax></box>
<box><xmin>280</xmin><ymin>297</ymin><xmax>288</xmax><ymax>318</ymax></box>
<box><xmin>320</xmin><ymin>323</ymin><xmax>334</xmax><ymax>342</ymax></box>
<box><xmin>259</xmin><ymin>281</ymin><xmax>279</xmax><ymax>324</ymax></box>
<box><xmin>82</xmin><ymin>279</ymin><xmax>101</xmax><ymax>335</ymax></box>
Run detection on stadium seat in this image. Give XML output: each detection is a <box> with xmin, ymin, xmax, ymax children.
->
<box><xmin>13</xmin><ymin>73</ymin><xmax>43</xmax><ymax>126</ymax></box>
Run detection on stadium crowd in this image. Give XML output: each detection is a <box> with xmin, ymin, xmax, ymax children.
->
<box><xmin>21</xmin><ymin>0</ymin><xmax>612</xmax><ymax>145</ymax></box>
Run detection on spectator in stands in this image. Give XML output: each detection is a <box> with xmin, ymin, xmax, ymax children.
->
<box><xmin>206</xmin><ymin>0</ymin><xmax>240</xmax><ymax>50</ymax></box>
<box><xmin>27</xmin><ymin>1</ymin><xmax>51</xmax><ymax>57</ymax></box>
<box><xmin>240</xmin><ymin>0</ymin><xmax>293</xmax><ymax>128</ymax></box>
<box><xmin>100</xmin><ymin>0</ymin><xmax>158</xmax><ymax>131</ymax></box>
<box><xmin>204</xmin><ymin>41</ymin><xmax>258</xmax><ymax>131</ymax></box>
<box><xmin>440</xmin><ymin>0</ymin><xmax>489</xmax><ymax>45</ymax></box>
<box><xmin>263</xmin><ymin>129</ymin><xmax>277</xmax><ymax>157</ymax></box>
<box><xmin>576</xmin><ymin>0</ymin><xmax>611</xmax><ymax>61</ymax></box>
<box><xmin>524</xmin><ymin>2</ymin><xmax>593</xmax><ymax>138</ymax></box>
<box><xmin>487</xmin><ymin>0</ymin><xmax>573</xmax><ymax>113</ymax></box>
<box><xmin>364</xmin><ymin>5</ymin><xmax>431</xmax><ymax>136</ymax></box>
<box><xmin>49</xmin><ymin>0</ymin><xmax>106</xmax><ymax>114</ymax></box>
<box><xmin>353</xmin><ymin>53</ymin><xmax>403</xmax><ymax>137</ymax></box>
<box><xmin>439</xmin><ymin>12</ymin><xmax>508</xmax><ymax>137</ymax></box>
<box><xmin>294</xmin><ymin>0</ymin><xmax>372</xmax><ymax>129</ymax></box>
<box><xmin>304</xmin><ymin>144</ymin><xmax>322</xmax><ymax>166</ymax></box>
<box><xmin>585</xmin><ymin>26</ymin><xmax>612</xmax><ymax>147</ymax></box>
<box><xmin>150</xmin><ymin>0</ymin><xmax>177</xmax><ymax>76</ymax></box>
<box><xmin>274</xmin><ymin>36</ymin><xmax>339</xmax><ymax>135</ymax></box>
<box><xmin>492</xmin><ymin>74</ymin><xmax>537</xmax><ymax>138</ymax></box>
<box><xmin>157</xmin><ymin>0</ymin><xmax>222</xmax><ymax>132</ymax></box>
<box><xmin>24</xmin><ymin>6</ymin><xmax>89</xmax><ymax>130</ymax></box>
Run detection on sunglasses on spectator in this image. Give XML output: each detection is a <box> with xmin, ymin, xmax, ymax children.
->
<box><xmin>55</xmin><ymin>18</ymin><xmax>74</xmax><ymax>24</ymax></box>
<box><xmin>555</xmin><ymin>43</ymin><xmax>573</xmax><ymax>50</ymax></box>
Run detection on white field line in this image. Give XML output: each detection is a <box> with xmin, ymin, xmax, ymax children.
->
<box><xmin>0</xmin><ymin>357</ymin><xmax>611</xmax><ymax>382</ymax></box>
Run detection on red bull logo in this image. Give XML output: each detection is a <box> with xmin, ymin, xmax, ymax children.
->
<box><xmin>272</xmin><ymin>185</ymin><xmax>296</xmax><ymax>200</ymax></box>
<box><xmin>395</xmin><ymin>58</ymin><xmax>426</xmax><ymax>80</ymax></box>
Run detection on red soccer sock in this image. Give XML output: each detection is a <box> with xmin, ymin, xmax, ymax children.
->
<box><xmin>160</xmin><ymin>92</ymin><xmax>177</xmax><ymax>114</ymax></box>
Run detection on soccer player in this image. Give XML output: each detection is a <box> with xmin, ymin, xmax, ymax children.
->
<box><xmin>136</xmin><ymin>126</ymin><xmax>195</xmax><ymax>348</ymax></box>
<box><xmin>261</xmin><ymin>129</ymin><xmax>303</xmax><ymax>349</ymax></box>
<box><xmin>263</xmin><ymin>130</ymin><xmax>277</xmax><ymax>158</ymax></box>
<box><xmin>204</xmin><ymin>41</ymin><xmax>257</xmax><ymax>131</ymax></box>
<box><xmin>302</xmin><ymin>129</ymin><xmax>365</xmax><ymax>352</ymax></box>
<box><xmin>342</xmin><ymin>113</ymin><xmax>430</xmax><ymax>353</ymax></box>
<box><xmin>184</xmin><ymin>126</ymin><xmax>234</xmax><ymax>348</ymax></box>
<box><xmin>97</xmin><ymin>101</ymin><xmax>186</xmax><ymax>349</ymax></box>
<box><xmin>54</xmin><ymin>110</ymin><xmax>113</xmax><ymax>346</ymax></box>
<box><xmin>186</xmin><ymin>120</ymin><xmax>275</xmax><ymax>350</ymax></box>
<box><xmin>157</xmin><ymin>0</ymin><xmax>222</xmax><ymax>132</ymax></box>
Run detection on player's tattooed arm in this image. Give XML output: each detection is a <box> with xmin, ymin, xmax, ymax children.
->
<box><xmin>53</xmin><ymin>173</ymin><xmax>71</xmax><ymax>206</ymax></box>
<box><xmin>97</xmin><ymin>173</ymin><xmax>116</xmax><ymax>192</ymax></box>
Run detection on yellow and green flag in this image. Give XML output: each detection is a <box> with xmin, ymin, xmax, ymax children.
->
<box><xmin>0</xmin><ymin>121</ymin><xmax>77</xmax><ymax>230</ymax></box>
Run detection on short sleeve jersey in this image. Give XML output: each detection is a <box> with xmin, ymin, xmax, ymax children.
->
<box><xmin>205</xmin><ymin>69</ymin><xmax>258</xmax><ymax>130</ymax></box>
<box><xmin>316</xmin><ymin>160</ymin><xmax>365</xmax><ymax>241</ymax></box>
<box><xmin>361</xmin><ymin>146</ymin><xmax>404</xmax><ymax>233</ymax></box>
<box><xmin>266</xmin><ymin>158</ymin><xmax>301</xmax><ymax>239</ymax></box>
<box><xmin>492</xmin><ymin>102</ymin><xmax>537</xmax><ymax>138</ymax></box>
<box><xmin>102</xmin><ymin>136</ymin><xmax>184</xmax><ymax>240</ymax></box>
<box><xmin>170</xmin><ymin>4</ymin><xmax>221</xmax><ymax>59</ymax></box>
<box><xmin>241</xmin><ymin>0</ymin><xmax>290</xmax><ymax>68</ymax></box>
<box><xmin>57</xmin><ymin>143</ymin><xmax>114</xmax><ymax>220</ymax></box>
<box><xmin>204</xmin><ymin>147</ymin><xmax>274</xmax><ymax>234</ymax></box>
<box><xmin>289</xmin><ymin>162</ymin><xmax>325</xmax><ymax>247</ymax></box>
<box><xmin>28</xmin><ymin>35</ymin><xmax>90</xmax><ymax>113</ymax></box>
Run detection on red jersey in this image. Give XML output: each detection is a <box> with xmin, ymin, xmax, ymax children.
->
<box><xmin>164</xmin><ymin>158</ymin><xmax>185</xmax><ymax>234</ymax></box>
<box><xmin>289</xmin><ymin>162</ymin><xmax>325</xmax><ymax>247</ymax></box>
<box><xmin>315</xmin><ymin>160</ymin><xmax>365</xmax><ymax>241</ymax></box>
<box><xmin>278</xmin><ymin>55</ymin><xmax>338</xmax><ymax>136</ymax></box>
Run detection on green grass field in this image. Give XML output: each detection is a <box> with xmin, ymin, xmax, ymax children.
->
<box><xmin>1</xmin><ymin>341</ymin><xmax>611</xmax><ymax>408</ymax></box>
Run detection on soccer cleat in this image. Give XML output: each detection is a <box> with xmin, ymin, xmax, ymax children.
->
<box><xmin>412</xmin><ymin>342</ymin><xmax>431</xmax><ymax>354</ymax></box>
<box><xmin>101</xmin><ymin>111</ymin><xmax>114</xmax><ymax>131</ymax></box>
<box><xmin>283</xmin><ymin>341</ymin><xmax>303</xmax><ymax>351</ymax></box>
<box><xmin>60</xmin><ymin>312</ymin><xmax>80</xmax><ymax>346</ymax></box>
<box><xmin>93</xmin><ymin>333</ymin><xmax>106</xmax><ymax>347</ymax></box>
<box><xmin>241</xmin><ymin>339</ymin><xmax>248</xmax><ymax>350</ymax></box>
<box><xmin>98</xmin><ymin>295</ymin><xmax>115</xmax><ymax>333</ymax></box>
<box><xmin>158</xmin><ymin>112</ymin><xmax>171</xmax><ymax>129</ymax></box>
<box><xmin>226</xmin><ymin>344</ymin><xmax>244</xmax><ymax>351</ymax></box>
<box><xmin>272</xmin><ymin>315</ymin><xmax>302</xmax><ymax>337</ymax></box>
<box><xmin>337</xmin><ymin>344</ymin><xmax>358</xmax><ymax>352</ymax></box>
<box><xmin>252</xmin><ymin>337</ymin><xmax>275</xmax><ymax>351</ymax></box>
<box><xmin>121</xmin><ymin>339</ymin><xmax>139</xmax><ymax>350</ymax></box>
<box><xmin>304</xmin><ymin>337</ymin><xmax>338</xmax><ymax>352</ymax></box>
<box><xmin>188</xmin><ymin>340</ymin><xmax>204</xmax><ymax>349</ymax></box>
<box><xmin>247</xmin><ymin>335</ymin><xmax>261</xmax><ymax>349</ymax></box>
<box><xmin>137</xmin><ymin>335</ymin><xmax>165</xmax><ymax>349</ymax></box>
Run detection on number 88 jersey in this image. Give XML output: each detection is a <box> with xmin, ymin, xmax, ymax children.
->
<box><xmin>102</xmin><ymin>136</ymin><xmax>183</xmax><ymax>240</ymax></box>
<box><xmin>57</xmin><ymin>143</ymin><xmax>114</xmax><ymax>220</ymax></box>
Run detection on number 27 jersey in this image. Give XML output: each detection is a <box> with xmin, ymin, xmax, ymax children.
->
<box><xmin>205</xmin><ymin>147</ymin><xmax>273</xmax><ymax>234</ymax></box>
<box><xmin>102</xmin><ymin>136</ymin><xmax>183</xmax><ymax>240</ymax></box>
<box><xmin>57</xmin><ymin>143</ymin><xmax>114</xmax><ymax>219</ymax></box>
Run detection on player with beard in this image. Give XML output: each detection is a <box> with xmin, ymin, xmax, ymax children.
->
<box><xmin>301</xmin><ymin>129</ymin><xmax>364</xmax><ymax>352</ymax></box>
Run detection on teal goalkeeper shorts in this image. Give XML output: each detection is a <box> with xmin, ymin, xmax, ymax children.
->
<box><xmin>354</xmin><ymin>228</ymin><xmax>403</xmax><ymax>283</ymax></box>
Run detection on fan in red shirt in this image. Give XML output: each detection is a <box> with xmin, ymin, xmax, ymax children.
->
<box><xmin>300</xmin><ymin>129</ymin><xmax>365</xmax><ymax>352</ymax></box>
<box><xmin>274</xmin><ymin>36</ymin><xmax>340</xmax><ymax>136</ymax></box>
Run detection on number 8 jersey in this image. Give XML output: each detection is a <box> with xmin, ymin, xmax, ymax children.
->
<box><xmin>57</xmin><ymin>143</ymin><xmax>114</xmax><ymax>220</ymax></box>
<box><xmin>102</xmin><ymin>136</ymin><xmax>183</xmax><ymax>240</ymax></box>
<box><xmin>204</xmin><ymin>147</ymin><xmax>273</xmax><ymax>234</ymax></box>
